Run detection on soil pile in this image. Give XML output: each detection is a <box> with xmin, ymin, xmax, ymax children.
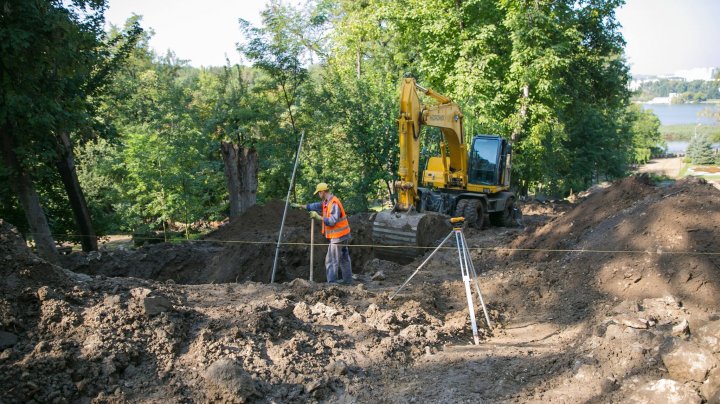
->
<box><xmin>62</xmin><ymin>200</ymin><xmax>374</xmax><ymax>284</ymax></box>
<box><xmin>510</xmin><ymin>175</ymin><xmax>720</xmax><ymax>311</ymax></box>
<box><xmin>0</xmin><ymin>220</ymin><xmax>495</xmax><ymax>403</ymax></box>
<box><xmin>3</xmin><ymin>176</ymin><xmax>720</xmax><ymax>402</ymax></box>
<box><xmin>0</xmin><ymin>220</ymin><xmax>76</xmax><ymax>297</ymax></box>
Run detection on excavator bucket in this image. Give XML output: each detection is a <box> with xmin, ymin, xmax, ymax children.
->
<box><xmin>372</xmin><ymin>210</ymin><xmax>452</xmax><ymax>263</ymax></box>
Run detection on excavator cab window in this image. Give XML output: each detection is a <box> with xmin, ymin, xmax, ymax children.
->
<box><xmin>468</xmin><ymin>136</ymin><xmax>501</xmax><ymax>185</ymax></box>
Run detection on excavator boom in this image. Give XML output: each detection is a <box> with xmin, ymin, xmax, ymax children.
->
<box><xmin>373</xmin><ymin>78</ymin><xmax>466</xmax><ymax>262</ymax></box>
<box><xmin>394</xmin><ymin>78</ymin><xmax>467</xmax><ymax>209</ymax></box>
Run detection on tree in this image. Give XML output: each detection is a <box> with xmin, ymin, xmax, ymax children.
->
<box><xmin>687</xmin><ymin>134</ymin><xmax>716</xmax><ymax>165</ymax></box>
<box><xmin>195</xmin><ymin>65</ymin><xmax>266</xmax><ymax>220</ymax></box>
<box><xmin>0</xmin><ymin>0</ymin><xmax>130</xmax><ymax>259</ymax></box>
<box><xmin>1</xmin><ymin>1</ymin><xmax>143</xmax><ymax>257</ymax></box>
<box><xmin>624</xmin><ymin>105</ymin><xmax>663</xmax><ymax>164</ymax></box>
<box><xmin>237</xmin><ymin>1</ymin><xmax>325</xmax><ymax>201</ymax></box>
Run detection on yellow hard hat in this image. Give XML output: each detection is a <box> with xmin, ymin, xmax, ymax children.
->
<box><xmin>313</xmin><ymin>182</ymin><xmax>330</xmax><ymax>195</ymax></box>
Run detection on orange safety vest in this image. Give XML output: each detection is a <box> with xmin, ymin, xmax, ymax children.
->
<box><xmin>321</xmin><ymin>195</ymin><xmax>351</xmax><ymax>239</ymax></box>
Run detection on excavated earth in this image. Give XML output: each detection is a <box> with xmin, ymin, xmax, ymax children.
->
<box><xmin>1</xmin><ymin>175</ymin><xmax>720</xmax><ymax>403</ymax></box>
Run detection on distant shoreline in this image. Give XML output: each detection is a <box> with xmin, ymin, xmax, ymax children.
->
<box><xmin>632</xmin><ymin>99</ymin><xmax>720</xmax><ymax>105</ymax></box>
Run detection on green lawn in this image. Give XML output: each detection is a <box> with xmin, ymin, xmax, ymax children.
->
<box><xmin>661</xmin><ymin>124</ymin><xmax>720</xmax><ymax>141</ymax></box>
<box><xmin>680</xmin><ymin>162</ymin><xmax>720</xmax><ymax>180</ymax></box>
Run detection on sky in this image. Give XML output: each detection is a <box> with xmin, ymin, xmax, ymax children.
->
<box><xmin>105</xmin><ymin>0</ymin><xmax>267</xmax><ymax>67</ymax></box>
<box><xmin>616</xmin><ymin>0</ymin><xmax>720</xmax><ymax>77</ymax></box>
<box><xmin>105</xmin><ymin>0</ymin><xmax>720</xmax><ymax>77</ymax></box>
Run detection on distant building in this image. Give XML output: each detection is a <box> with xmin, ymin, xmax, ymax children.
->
<box><xmin>628</xmin><ymin>67</ymin><xmax>719</xmax><ymax>91</ymax></box>
<box><xmin>673</xmin><ymin>67</ymin><xmax>717</xmax><ymax>81</ymax></box>
<box><xmin>646</xmin><ymin>93</ymin><xmax>679</xmax><ymax>104</ymax></box>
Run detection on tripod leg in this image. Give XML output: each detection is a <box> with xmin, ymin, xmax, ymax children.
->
<box><xmin>389</xmin><ymin>231</ymin><xmax>454</xmax><ymax>300</ymax></box>
<box><xmin>460</xmin><ymin>231</ymin><xmax>493</xmax><ymax>329</ymax></box>
<box><xmin>456</xmin><ymin>230</ymin><xmax>480</xmax><ymax>345</ymax></box>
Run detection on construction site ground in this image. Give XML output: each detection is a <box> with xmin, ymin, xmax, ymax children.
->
<box><xmin>2</xmin><ymin>174</ymin><xmax>720</xmax><ymax>403</ymax></box>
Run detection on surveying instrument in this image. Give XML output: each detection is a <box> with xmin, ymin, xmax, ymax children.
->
<box><xmin>390</xmin><ymin>217</ymin><xmax>492</xmax><ymax>345</ymax></box>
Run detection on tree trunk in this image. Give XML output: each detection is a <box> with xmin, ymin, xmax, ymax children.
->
<box><xmin>0</xmin><ymin>126</ymin><xmax>59</xmax><ymax>263</ymax></box>
<box><xmin>511</xmin><ymin>84</ymin><xmax>529</xmax><ymax>143</ymax></box>
<box><xmin>55</xmin><ymin>132</ymin><xmax>97</xmax><ymax>252</ymax></box>
<box><xmin>220</xmin><ymin>141</ymin><xmax>242</xmax><ymax>220</ymax></box>
<box><xmin>237</xmin><ymin>146</ymin><xmax>258</xmax><ymax>214</ymax></box>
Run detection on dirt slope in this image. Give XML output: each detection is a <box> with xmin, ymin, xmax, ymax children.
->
<box><xmin>61</xmin><ymin>200</ymin><xmax>374</xmax><ymax>284</ymax></box>
<box><xmin>2</xmin><ymin>176</ymin><xmax>719</xmax><ymax>403</ymax></box>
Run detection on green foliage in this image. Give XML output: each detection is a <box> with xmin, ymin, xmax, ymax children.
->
<box><xmin>687</xmin><ymin>134</ymin><xmax>717</xmax><ymax>165</ymax></box>
<box><xmin>5</xmin><ymin>0</ymin><xmax>674</xmax><ymax>233</ymax></box>
<box><xmin>74</xmin><ymin>137</ymin><xmax>124</xmax><ymax>233</ymax></box>
<box><xmin>311</xmin><ymin>73</ymin><xmax>399</xmax><ymax>210</ymax></box>
<box><xmin>660</xmin><ymin>123</ymin><xmax>720</xmax><ymax>141</ymax></box>
<box><xmin>625</xmin><ymin>104</ymin><xmax>664</xmax><ymax>163</ymax></box>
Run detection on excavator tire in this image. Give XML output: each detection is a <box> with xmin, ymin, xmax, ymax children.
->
<box><xmin>453</xmin><ymin>199</ymin><xmax>468</xmax><ymax>218</ymax></box>
<box><xmin>490</xmin><ymin>198</ymin><xmax>515</xmax><ymax>227</ymax></box>
<box><xmin>464</xmin><ymin>199</ymin><xmax>485</xmax><ymax>229</ymax></box>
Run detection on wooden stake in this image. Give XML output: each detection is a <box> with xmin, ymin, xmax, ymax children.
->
<box><xmin>310</xmin><ymin>219</ymin><xmax>314</xmax><ymax>282</ymax></box>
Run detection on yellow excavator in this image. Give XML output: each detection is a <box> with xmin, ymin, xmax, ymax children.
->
<box><xmin>373</xmin><ymin>77</ymin><xmax>516</xmax><ymax>262</ymax></box>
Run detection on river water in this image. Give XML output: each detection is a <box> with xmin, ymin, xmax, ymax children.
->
<box><xmin>641</xmin><ymin>103</ymin><xmax>718</xmax><ymax>126</ymax></box>
<box><xmin>641</xmin><ymin>103</ymin><xmax>719</xmax><ymax>153</ymax></box>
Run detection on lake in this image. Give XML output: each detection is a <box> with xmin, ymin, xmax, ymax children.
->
<box><xmin>665</xmin><ymin>140</ymin><xmax>720</xmax><ymax>154</ymax></box>
<box><xmin>641</xmin><ymin>103</ymin><xmax>718</xmax><ymax>126</ymax></box>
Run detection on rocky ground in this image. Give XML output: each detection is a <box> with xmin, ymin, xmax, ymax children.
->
<box><xmin>1</xmin><ymin>175</ymin><xmax>719</xmax><ymax>403</ymax></box>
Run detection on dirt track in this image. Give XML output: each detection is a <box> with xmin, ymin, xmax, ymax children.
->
<box><xmin>1</xmin><ymin>175</ymin><xmax>720</xmax><ymax>403</ymax></box>
<box><xmin>637</xmin><ymin>157</ymin><xmax>683</xmax><ymax>178</ymax></box>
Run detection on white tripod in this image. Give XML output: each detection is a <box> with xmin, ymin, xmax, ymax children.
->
<box><xmin>390</xmin><ymin>217</ymin><xmax>492</xmax><ymax>345</ymax></box>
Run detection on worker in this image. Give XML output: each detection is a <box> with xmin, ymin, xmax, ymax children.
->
<box><xmin>292</xmin><ymin>183</ymin><xmax>352</xmax><ymax>284</ymax></box>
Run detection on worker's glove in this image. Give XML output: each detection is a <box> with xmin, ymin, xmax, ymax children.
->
<box><xmin>290</xmin><ymin>203</ymin><xmax>304</xmax><ymax>209</ymax></box>
<box><xmin>309</xmin><ymin>211</ymin><xmax>322</xmax><ymax>221</ymax></box>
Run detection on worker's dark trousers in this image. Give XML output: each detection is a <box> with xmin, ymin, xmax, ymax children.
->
<box><xmin>326</xmin><ymin>240</ymin><xmax>352</xmax><ymax>284</ymax></box>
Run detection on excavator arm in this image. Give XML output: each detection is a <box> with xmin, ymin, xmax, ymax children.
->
<box><xmin>395</xmin><ymin>77</ymin><xmax>467</xmax><ymax>211</ymax></box>
<box><xmin>372</xmin><ymin>78</ymin><xmax>466</xmax><ymax>262</ymax></box>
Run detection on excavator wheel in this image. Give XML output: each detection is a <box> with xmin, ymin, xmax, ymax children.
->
<box><xmin>490</xmin><ymin>198</ymin><xmax>515</xmax><ymax>227</ymax></box>
<box><xmin>453</xmin><ymin>199</ymin><xmax>468</xmax><ymax>218</ymax></box>
<box><xmin>463</xmin><ymin>199</ymin><xmax>485</xmax><ymax>229</ymax></box>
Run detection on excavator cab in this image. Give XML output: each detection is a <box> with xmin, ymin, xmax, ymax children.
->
<box><xmin>468</xmin><ymin>135</ymin><xmax>511</xmax><ymax>188</ymax></box>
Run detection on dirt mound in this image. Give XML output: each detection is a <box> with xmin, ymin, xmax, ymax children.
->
<box><xmin>62</xmin><ymin>200</ymin><xmax>374</xmax><ymax>284</ymax></box>
<box><xmin>0</xmin><ymin>220</ymin><xmax>76</xmax><ymax>298</ymax></box>
<box><xmin>3</xmin><ymin>175</ymin><xmax>719</xmax><ymax>403</ymax></box>
<box><xmin>203</xmin><ymin>199</ymin><xmax>310</xmax><ymax>242</ymax></box>
<box><xmin>509</xmin><ymin>176</ymin><xmax>720</xmax><ymax>311</ymax></box>
<box><xmin>0</xmin><ymin>218</ymin><xmax>498</xmax><ymax>403</ymax></box>
<box><xmin>511</xmin><ymin>175</ymin><xmax>657</xmax><ymax>257</ymax></box>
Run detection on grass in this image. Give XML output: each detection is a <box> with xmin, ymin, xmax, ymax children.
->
<box><xmin>661</xmin><ymin>124</ymin><xmax>720</xmax><ymax>141</ymax></box>
<box><xmin>679</xmin><ymin>162</ymin><xmax>690</xmax><ymax>177</ymax></box>
<box><xmin>167</xmin><ymin>232</ymin><xmax>205</xmax><ymax>243</ymax></box>
<box><xmin>679</xmin><ymin>162</ymin><xmax>720</xmax><ymax>180</ymax></box>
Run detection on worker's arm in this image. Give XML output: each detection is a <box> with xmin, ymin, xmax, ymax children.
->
<box><xmin>305</xmin><ymin>201</ymin><xmax>340</xmax><ymax>226</ymax></box>
<box><xmin>306</xmin><ymin>202</ymin><xmax>322</xmax><ymax>213</ymax></box>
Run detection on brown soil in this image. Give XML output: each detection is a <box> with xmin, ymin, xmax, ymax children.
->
<box><xmin>2</xmin><ymin>175</ymin><xmax>720</xmax><ymax>403</ymax></box>
<box><xmin>60</xmin><ymin>200</ymin><xmax>375</xmax><ymax>284</ymax></box>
